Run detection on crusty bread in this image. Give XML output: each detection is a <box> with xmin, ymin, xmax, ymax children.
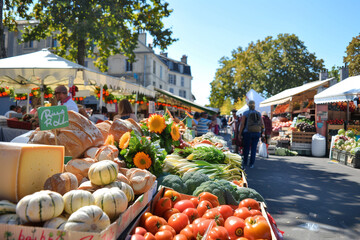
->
<box><xmin>44</xmin><ymin>172</ymin><xmax>78</xmax><ymax>195</ymax></box>
<box><xmin>96</xmin><ymin>120</ymin><xmax>112</xmax><ymax>139</ymax></box>
<box><xmin>29</xmin><ymin>111</ymin><xmax>104</xmax><ymax>158</ymax></box>
<box><xmin>127</xmin><ymin>168</ymin><xmax>156</xmax><ymax>195</ymax></box>
<box><xmin>109</xmin><ymin>118</ymin><xmax>142</xmax><ymax>141</ymax></box>
<box><xmin>65</xmin><ymin>158</ymin><xmax>96</xmax><ymax>179</ymax></box>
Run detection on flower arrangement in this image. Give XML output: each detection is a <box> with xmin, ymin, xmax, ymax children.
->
<box><xmin>28</xmin><ymin>87</ymin><xmax>53</xmax><ymax>99</ymax></box>
<box><xmin>118</xmin><ymin>131</ymin><xmax>166</xmax><ymax>177</ymax></box>
<box><xmin>94</xmin><ymin>84</ymin><xmax>119</xmax><ymax>104</ymax></box>
<box><xmin>0</xmin><ymin>87</ymin><xmax>13</xmax><ymax>97</ymax></box>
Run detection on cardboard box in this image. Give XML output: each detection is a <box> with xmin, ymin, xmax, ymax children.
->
<box><xmin>0</xmin><ymin>181</ymin><xmax>158</xmax><ymax>240</ymax></box>
<box><xmin>346</xmin><ymin>154</ymin><xmax>360</xmax><ymax>168</ymax></box>
<box><xmin>338</xmin><ymin>151</ymin><xmax>348</xmax><ymax>165</ymax></box>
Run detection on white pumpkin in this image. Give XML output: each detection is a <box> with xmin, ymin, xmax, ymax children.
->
<box><xmin>16</xmin><ymin>190</ymin><xmax>64</xmax><ymax>223</ymax></box>
<box><xmin>93</xmin><ymin>187</ymin><xmax>128</xmax><ymax>220</ymax></box>
<box><xmin>0</xmin><ymin>214</ymin><xmax>21</xmax><ymax>225</ymax></box>
<box><xmin>63</xmin><ymin>190</ymin><xmax>95</xmax><ymax>214</ymax></box>
<box><xmin>88</xmin><ymin>160</ymin><xmax>118</xmax><ymax>185</ymax></box>
<box><xmin>0</xmin><ymin>200</ymin><xmax>17</xmax><ymax>214</ymax></box>
<box><xmin>64</xmin><ymin>205</ymin><xmax>110</xmax><ymax>233</ymax></box>
<box><xmin>105</xmin><ymin>181</ymin><xmax>134</xmax><ymax>202</ymax></box>
<box><xmin>43</xmin><ymin>216</ymin><xmax>67</xmax><ymax>230</ymax></box>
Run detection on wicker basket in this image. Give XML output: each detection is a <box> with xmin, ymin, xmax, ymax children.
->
<box><xmin>7</xmin><ymin>119</ymin><xmax>32</xmax><ymax>130</ymax></box>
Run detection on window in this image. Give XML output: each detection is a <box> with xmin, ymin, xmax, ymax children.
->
<box><xmin>179</xmin><ymin>64</ymin><xmax>184</xmax><ymax>73</ymax></box>
<box><xmin>160</xmin><ymin>66</ymin><xmax>163</xmax><ymax>79</ymax></box>
<box><xmin>125</xmin><ymin>60</ymin><xmax>133</xmax><ymax>72</ymax></box>
<box><xmin>153</xmin><ymin>60</ymin><xmax>156</xmax><ymax>74</ymax></box>
<box><xmin>169</xmin><ymin>88</ymin><xmax>174</xmax><ymax>93</ymax></box>
<box><xmin>159</xmin><ymin>84</ymin><xmax>162</xmax><ymax>89</ymax></box>
<box><xmin>179</xmin><ymin>90</ymin><xmax>186</xmax><ymax>98</ymax></box>
<box><xmin>51</xmin><ymin>38</ymin><xmax>57</xmax><ymax>48</ymax></box>
<box><xmin>153</xmin><ymin>81</ymin><xmax>156</xmax><ymax>87</ymax></box>
<box><xmin>24</xmin><ymin>40</ymin><xmax>33</xmax><ymax>48</ymax></box>
<box><xmin>169</xmin><ymin>74</ymin><xmax>176</xmax><ymax>85</ymax></box>
<box><xmin>181</xmin><ymin>77</ymin><xmax>185</xmax><ymax>87</ymax></box>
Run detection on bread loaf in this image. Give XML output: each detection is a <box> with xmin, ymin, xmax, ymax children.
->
<box><xmin>65</xmin><ymin>158</ymin><xmax>96</xmax><ymax>179</ymax></box>
<box><xmin>44</xmin><ymin>172</ymin><xmax>78</xmax><ymax>195</ymax></box>
<box><xmin>84</xmin><ymin>145</ymin><xmax>119</xmax><ymax>161</ymax></box>
<box><xmin>77</xmin><ymin>181</ymin><xmax>101</xmax><ymax>192</ymax></box>
<box><xmin>29</xmin><ymin>111</ymin><xmax>104</xmax><ymax>158</ymax></box>
<box><xmin>95</xmin><ymin>120</ymin><xmax>112</xmax><ymax>139</ymax></box>
<box><xmin>127</xmin><ymin>169</ymin><xmax>156</xmax><ymax>195</ymax></box>
<box><xmin>109</xmin><ymin>119</ymin><xmax>142</xmax><ymax>141</ymax></box>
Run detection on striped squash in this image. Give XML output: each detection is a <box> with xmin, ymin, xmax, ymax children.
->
<box><xmin>93</xmin><ymin>187</ymin><xmax>128</xmax><ymax>220</ymax></box>
<box><xmin>0</xmin><ymin>200</ymin><xmax>17</xmax><ymax>215</ymax></box>
<box><xmin>105</xmin><ymin>181</ymin><xmax>135</xmax><ymax>202</ymax></box>
<box><xmin>0</xmin><ymin>214</ymin><xmax>21</xmax><ymax>225</ymax></box>
<box><xmin>16</xmin><ymin>190</ymin><xmax>64</xmax><ymax>223</ymax></box>
<box><xmin>43</xmin><ymin>216</ymin><xmax>67</xmax><ymax>230</ymax></box>
<box><xmin>64</xmin><ymin>205</ymin><xmax>110</xmax><ymax>233</ymax></box>
<box><xmin>88</xmin><ymin>160</ymin><xmax>118</xmax><ymax>186</ymax></box>
<box><xmin>63</xmin><ymin>190</ymin><xmax>95</xmax><ymax>214</ymax></box>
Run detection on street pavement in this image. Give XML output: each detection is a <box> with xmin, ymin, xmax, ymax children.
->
<box><xmin>219</xmin><ymin>132</ymin><xmax>360</xmax><ymax>240</ymax></box>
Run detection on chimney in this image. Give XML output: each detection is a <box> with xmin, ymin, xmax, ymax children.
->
<box><xmin>181</xmin><ymin>55</ymin><xmax>188</xmax><ymax>64</ymax></box>
<box><xmin>319</xmin><ymin>70</ymin><xmax>328</xmax><ymax>81</ymax></box>
<box><xmin>138</xmin><ymin>32</ymin><xmax>146</xmax><ymax>45</ymax></box>
<box><xmin>340</xmin><ymin>66</ymin><xmax>349</xmax><ymax>81</ymax></box>
<box><xmin>160</xmin><ymin>52</ymin><xmax>168</xmax><ymax>58</ymax></box>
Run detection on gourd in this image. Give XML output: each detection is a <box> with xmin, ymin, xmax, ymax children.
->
<box><xmin>43</xmin><ymin>216</ymin><xmax>67</xmax><ymax>230</ymax></box>
<box><xmin>88</xmin><ymin>160</ymin><xmax>118</xmax><ymax>185</ymax></box>
<box><xmin>93</xmin><ymin>187</ymin><xmax>128</xmax><ymax>220</ymax></box>
<box><xmin>63</xmin><ymin>190</ymin><xmax>95</xmax><ymax>214</ymax></box>
<box><xmin>16</xmin><ymin>190</ymin><xmax>64</xmax><ymax>222</ymax></box>
<box><xmin>105</xmin><ymin>181</ymin><xmax>134</xmax><ymax>202</ymax></box>
<box><xmin>0</xmin><ymin>214</ymin><xmax>21</xmax><ymax>225</ymax></box>
<box><xmin>64</xmin><ymin>205</ymin><xmax>110</xmax><ymax>233</ymax></box>
<box><xmin>0</xmin><ymin>200</ymin><xmax>17</xmax><ymax>214</ymax></box>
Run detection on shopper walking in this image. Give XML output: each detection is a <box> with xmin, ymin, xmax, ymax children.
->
<box><xmin>238</xmin><ymin>101</ymin><xmax>264</xmax><ymax>168</ymax></box>
<box><xmin>228</xmin><ymin>109</ymin><xmax>239</xmax><ymax>153</ymax></box>
<box><xmin>262</xmin><ymin>111</ymin><xmax>272</xmax><ymax>143</ymax></box>
<box><xmin>197</xmin><ymin>112</ymin><xmax>211</xmax><ymax>136</ymax></box>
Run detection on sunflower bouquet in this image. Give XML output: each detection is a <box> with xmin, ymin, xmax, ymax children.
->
<box><xmin>118</xmin><ymin>131</ymin><xmax>167</xmax><ymax>177</ymax></box>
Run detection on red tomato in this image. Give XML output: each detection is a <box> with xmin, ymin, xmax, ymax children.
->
<box><xmin>202</xmin><ymin>208</ymin><xmax>224</xmax><ymax>226</ymax></box>
<box><xmin>190</xmin><ymin>197</ymin><xmax>199</xmax><ymax>208</ymax></box>
<box><xmin>158</xmin><ymin>225</ymin><xmax>176</xmax><ymax>237</ymax></box>
<box><xmin>217</xmin><ymin>205</ymin><xmax>234</xmax><ymax>220</ymax></box>
<box><xmin>197</xmin><ymin>200</ymin><xmax>213</xmax><ymax>217</ymax></box>
<box><xmin>174</xmin><ymin>200</ymin><xmax>195</xmax><ymax>212</ymax></box>
<box><xmin>238</xmin><ymin>198</ymin><xmax>260</xmax><ymax>211</ymax></box>
<box><xmin>144</xmin><ymin>216</ymin><xmax>166</xmax><ymax>235</ymax></box>
<box><xmin>207</xmin><ymin>226</ymin><xmax>229</xmax><ymax>240</ymax></box>
<box><xmin>163</xmin><ymin>208</ymin><xmax>180</xmax><ymax>221</ymax></box>
<box><xmin>163</xmin><ymin>190</ymin><xmax>182</xmax><ymax>207</ymax></box>
<box><xmin>244</xmin><ymin>216</ymin><xmax>267</xmax><ymax>225</ymax></box>
<box><xmin>173</xmin><ymin>234</ymin><xmax>188</xmax><ymax>240</ymax></box>
<box><xmin>249</xmin><ymin>209</ymin><xmax>262</xmax><ymax>217</ymax></box>
<box><xmin>182</xmin><ymin>208</ymin><xmax>199</xmax><ymax>223</ymax></box>
<box><xmin>154</xmin><ymin>230</ymin><xmax>173</xmax><ymax>240</ymax></box>
<box><xmin>234</xmin><ymin>207</ymin><xmax>252</xmax><ymax>220</ymax></box>
<box><xmin>224</xmin><ymin>216</ymin><xmax>246</xmax><ymax>240</ymax></box>
<box><xmin>154</xmin><ymin>197</ymin><xmax>172</xmax><ymax>216</ymax></box>
<box><xmin>180</xmin><ymin>224</ymin><xmax>195</xmax><ymax>240</ymax></box>
<box><xmin>243</xmin><ymin>217</ymin><xmax>271</xmax><ymax>240</ymax></box>
<box><xmin>131</xmin><ymin>234</ymin><xmax>145</xmax><ymax>240</ymax></box>
<box><xmin>140</xmin><ymin>212</ymin><xmax>153</xmax><ymax>227</ymax></box>
<box><xmin>144</xmin><ymin>232</ymin><xmax>156</xmax><ymax>240</ymax></box>
<box><xmin>168</xmin><ymin>213</ymin><xmax>190</xmax><ymax>233</ymax></box>
<box><xmin>193</xmin><ymin>219</ymin><xmax>216</xmax><ymax>237</ymax></box>
<box><xmin>198</xmin><ymin>192</ymin><xmax>220</xmax><ymax>207</ymax></box>
<box><xmin>134</xmin><ymin>226</ymin><xmax>147</xmax><ymax>235</ymax></box>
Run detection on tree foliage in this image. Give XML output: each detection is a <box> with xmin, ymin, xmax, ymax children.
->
<box><xmin>210</xmin><ymin>34</ymin><xmax>325</xmax><ymax>108</ymax></box>
<box><xmin>343</xmin><ymin>34</ymin><xmax>360</xmax><ymax>76</ymax></box>
<box><xmin>3</xmin><ymin>0</ymin><xmax>176</xmax><ymax>71</ymax></box>
<box><xmin>328</xmin><ymin>66</ymin><xmax>341</xmax><ymax>82</ymax></box>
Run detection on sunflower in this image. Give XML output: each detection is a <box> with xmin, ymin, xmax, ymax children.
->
<box><xmin>170</xmin><ymin>123</ymin><xmax>180</xmax><ymax>141</ymax></box>
<box><xmin>119</xmin><ymin>132</ymin><xmax>131</xmax><ymax>150</ymax></box>
<box><xmin>105</xmin><ymin>134</ymin><xmax>115</xmax><ymax>145</ymax></box>
<box><xmin>133</xmin><ymin>152</ymin><xmax>152</xmax><ymax>169</ymax></box>
<box><xmin>147</xmin><ymin>114</ymin><xmax>166</xmax><ymax>134</ymax></box>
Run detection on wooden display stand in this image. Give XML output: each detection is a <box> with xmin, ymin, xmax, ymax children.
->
<box><xmin>291</xmin><ymin>131</ymin><xmax>315</xmax><ymax>143</ymax></box>
<box><xmin>327</xmin><ymin>124</ymin><xmax>344</xmax><ymax>151</ymax></box>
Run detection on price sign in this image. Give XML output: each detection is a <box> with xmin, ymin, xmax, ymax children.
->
<box><xmin>38</xmin><ymin>106</ymin><xmax>69</xmax><ymax>130</ymax></box>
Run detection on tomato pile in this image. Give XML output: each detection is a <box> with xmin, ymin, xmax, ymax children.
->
<box><xmin>130</xmin><ymin>190</ymin><xmax>272</xmax><ymax>240</ymax></box>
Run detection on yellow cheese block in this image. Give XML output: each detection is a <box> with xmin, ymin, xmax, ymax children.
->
<box><xmin>0</xmin><ymin>142</ymin><xmax>64</xmax><ymax>202</ymax></box>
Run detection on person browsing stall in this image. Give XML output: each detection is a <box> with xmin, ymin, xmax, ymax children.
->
<box><xmin>54</xmin><ymin>85</ymin><xmax>79</xmax><ymax>112</ymax></box>
<box><xmin>196</xmin><ymin>112</ymin><xmax>211</xmax><ymax>136</ymax></box>
<box><xmin>113</xmin><ymin>99</ymin><xmax>138</xmax><ymax>121</ymax></box>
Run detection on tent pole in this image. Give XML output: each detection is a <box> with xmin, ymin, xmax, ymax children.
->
<box><xmin>41</xmin><ymin>79</ymin><xmax>44</xmax><ymax>106</ymax></box>
<box><xmin>347</xmin><ymin>101</ymin><xmax>349</xmax><ymax>124</ymax></box>
<box><xmin>26</xmin><ymin>93</ymin><xmax>30</xmax><ymax>113</ymax></box>
<box><xmin>134</xmin><ymin>92</ymin><xmax>138</xmax><ymax>116</ymax></box>
<box><xmin>99</xmin><ymin>84</ymin><xmax>103</xmax><ymax>113</ymax></box>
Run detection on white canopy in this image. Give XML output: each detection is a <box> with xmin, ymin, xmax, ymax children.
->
<box><xmin>236</xmin><ymin>89</ymin><xmax>271</xmax><ymax>116</ymax></box>
<box><xmin>260</xmin><ymin>78</ymin><xmax>334</xmax><ymax>107</ymax></box>
<box><xmin>0</xmin><ymin>49</ymin><xmax>154</xmax><ymax>97</ymax></box>
<box><xmin>314</xmin><ymin>75</ymin><xmax>360</xmax><ymax>104</ymax></box>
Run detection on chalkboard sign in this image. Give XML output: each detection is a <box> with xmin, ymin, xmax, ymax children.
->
<box><xmin>38</xmin><ymin>106</ymin><xmax>69</xmax><ymax>130</ymax></box>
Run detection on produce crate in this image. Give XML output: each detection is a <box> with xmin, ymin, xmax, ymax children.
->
<box><xmin>291</xmin><ymin>131</ymin><xmax>315</xmax><ymax>143</ymax></box>
<box><xmin>291</xmin><ymin>142</ymin><xmax>311</xmax><ymax>149</ymax></box>
<box><xmin>0</xmin><ymin>181</ymin><xmax>158</xmax><ymax>240</ymax></box>
<box><xmin>292</xmin><ymin>148</ymin><xmax>312</xmax><ymax>156</ymax></box>
<box><xmin>330</xmin><ymin>148</ymin><xmax>340</xmax><ymax>161</ymax></box>
<box><xmin>346</xmin><ymin>154</ymin><xmax>360</xmax><ymax>168</ymax></box>
<box><xmin>338</xmin><ymin>150</ymin><xmax>348</xmax><ymax>165</ymax></box>
<box><xmin>347</xmin><ymin>124</ymin><xmax>360</xmax><ymax>131</ymax></box>
<box><xmin>7</xmin><ymin>119</ymin><xmax>32</xmax><ymax>130</ymax></box>
<box><xmin>276</xmin><ymin>140</ymin><xmax>290</xmax><ymax>149</ymax></box>
<box><xmin>268</xmin><ymin>145</ymin><xmax>276</xmax><ymax>155</ymax></box>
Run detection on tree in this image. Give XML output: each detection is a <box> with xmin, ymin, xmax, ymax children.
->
<box><xmin>328</xmin><ymin>66</ymin><xmax>341</xmax><ymax>82</ymax></box>
<box><xmin>344</xmin><ymin>34</ymin><xmax>360</xmax><ymax>76</ymax></box>
<box><xmin>3</xmin><ymin>0</ymin><xmax>176</xmax><ymax>71</ymax></box>
<box><xmin>209</xmin><ymin>34</ymin><xmax>325</xmax><ymax>108</ymax></box>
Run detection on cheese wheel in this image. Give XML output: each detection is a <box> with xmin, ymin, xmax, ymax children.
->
<box><xmin>0</xmin><ymin>142</ymin><xmax>64</xmax><ymax>202</ymax></box>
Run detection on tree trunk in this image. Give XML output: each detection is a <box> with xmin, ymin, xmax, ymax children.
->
<box><xmin>0</xmin><ymin>0</ymin><xmax>7</xmax><ymax>58</ymax></box>
<box><xmin>77</xmin><ymin>39</ymin><xmax>85</xmax><ymax>66</ymax></box>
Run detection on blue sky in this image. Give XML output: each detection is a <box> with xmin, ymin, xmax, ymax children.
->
<box><xmin>151</xmin><ymin>0</ymin><xmax>360</xmax><ymax>106</ymax></box>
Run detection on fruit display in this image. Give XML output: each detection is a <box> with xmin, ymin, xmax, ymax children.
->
<box><xmin>328</xmin><ymin>102</ymin><xmax>356</xmax><ymax>112</ymax></box>
<box><xmin>272</xmin><ymin>120</ymin><xmax>292</xmax><ymax>132</ymax></box>
<box><xmin>273</xmin><ymin>104</ymin><xmax>289</xmax><ymax>114</ymax></box>
<box><xmin>333</xmin><ymin>129</ymin><xmax>360</xmax><ymax>153</ymax></box>
<box><xmin>295</xmin><ymin>119</ymin><xmax>316</xmax><ymax>132</ymax></box>
<box><xmin>327</xmin><ymin>119</ymin><xmax>345</xmax><ymax>125</ymax></box>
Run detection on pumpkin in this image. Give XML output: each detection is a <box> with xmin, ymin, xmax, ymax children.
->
<box><xmin>16</xmin><ymin>190</ymin><xmax>64</xmax><ymax>223</ymax></box>
<box><xmin>88</xmin><ymin>160</ymin><xmax>118</xmax><ymax>186</ymax></box>
<box><xmin>93</xmin><ymin>187</ymin><xmax>128</xmax><ymax>220</ymax></box>
<box><xmin>43</xmin><ymin>216</ymin><xmax>67</xmax><ymax>230</ymax></box>
<box><xmin>0</xmin><ymin>200</ymin><xmax>17</xmax><ymax>214</ymax></box>
<box><xmin>0</xmin><ymin>214</ymin><xmax>21</xmax><ymax>225</ymax></box>
<box><xmin>63</xmin><ymin>190</ymin><xmax>95</xmax><ymax>214</ymax></box>
<box><xmin>44</xmin><ymin>172</ymin><xmax>79</xmax><ymax>195</ymax></box>
<box><xmin>105</xmin><ymin>181</ymin><xmax>135</xmax><ymax>202</ymax></box>
<box><xmin>64</xmin><ymin>205</ymin><xmax>110</xmax><ymax>233</ymax></box>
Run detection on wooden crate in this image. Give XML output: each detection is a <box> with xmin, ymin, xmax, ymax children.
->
<box><xmin>338</xmin><ymin>150</ymin><xmax>348</xmax><ymax>165</ymax></box>
<box><xmin>347</xmin><ymin>154</ymin><xmax>360</xmax><ymax>168</ymax></box>
<box><xmin>291</xmin><ymin>131</ymin><xmax>315</xmax><ymax>143</ymax></box>
<box><xmin>347</xmin><ymin>124</ymin><xmax>360</xmax><ymax>130</ymax></box>
<box><xmin>331</xmin><ymin>148</ymin><xmax>339</xmax><ymax>161</ymax></box>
